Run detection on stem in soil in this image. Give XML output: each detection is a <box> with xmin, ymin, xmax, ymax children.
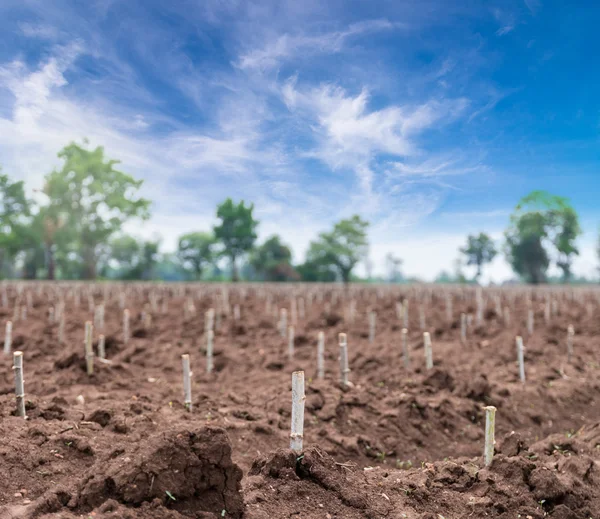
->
<box><xmin>288</xmin><ymin>325</ymin><xmax>295</xmax><ymax>360</ymax></box>
<box><xmin>58</xmin><ymin>314</ymin><xmax>65</xmax><ymax>344</ymax></box>
<box><xmin>424</xmin><ymin>332</ymin><xmax>433</xmax><ymax>370</ymax></box>
<box><xmin>402</xmin><ymin>328</ymin><xmax>410</xmax><ymax>369</ymax></box>
<box><xmin>98</xmin><ymin>334</ymin><xmax>106</xmax><ymax>360</ymax></box>
<box><xmin>4</xmin><ymin>320</ymin><xmax>12</xmax><ymax>355</ymax></box>
<box><xmin>460</xmin><ymin>313</ymin><xmax>467</xmax><ymax>345</ymax></box>
<box><xmin>182</xmin><ymin>354</ymin><xmax>192</xmax><ymax>412</ymax></box>
<box><xmin>280</xmin><ymin>308</ymin><xmax>287</xmax><ymax>338</ymax></box>
<box><xmin>516</xmin><ymin>335</ymin><xmax>525</xmax><ymax>383</ymax></box>
<box><xmin>483</xmin><ymin>405</ymin><xmax>496</xmax><ymax>467</ymax></box>
<box><xmin>290</xmin><ymin>370</ymin><xmax>306</xmax><ymax>453</ymax></box>
<box><xmin>339</xmin><ymin>333</ymin><xmax>350</xmax><ymax>386</ymax></box>
<box><xmin>123</xmin><ymin>309</ymin><xmax>130</xmax><ymax>344</ymax></box>
<box><xmin>13</xmin><ymin>351</ymin><xmax>26</xmax><ymax>418</ymax></box>
<box><xmin>368</xmin><ymin>311</ymin><xmax>376</xmax><ymax>344</ymax></box>
<box><xmin>206</xmin><ymin>329</ymin><xmax>214</xmax><ymax>373</ymax></box>
<box><xmin>317</xmin><ymin>331</ymin><xmax>325</xmax><ymax>380</ymax></box>
<box><xmin>567</xmin><ymin>325</ymin><xmax>574</xmax><ymax>363</ymax></box>
<box><xmin>85</xmin><ymin>321</ymin><xmax>94</xmax><ymax>375</ymax></box>
<box><xmin>527</xmin><ymin>309</ymin><xmax>534</xmax><ymax>336</ymax></box>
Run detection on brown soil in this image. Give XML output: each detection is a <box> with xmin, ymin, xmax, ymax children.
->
<box><xmin>0</xmin><ymin>284</ymin><xmax>598</xmax><ymax>518</ymax></box>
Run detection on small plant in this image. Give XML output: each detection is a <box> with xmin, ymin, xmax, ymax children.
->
<box><xmin>166</xmin><ymin>490</ymin><xmax>176</xmax><ymax>501</ymax></box>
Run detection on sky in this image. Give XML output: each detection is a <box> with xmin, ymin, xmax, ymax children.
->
<box><xmin>0</xmin><ymin>0</ymin><xmax>599</xmax><ymax>282</ymax></box>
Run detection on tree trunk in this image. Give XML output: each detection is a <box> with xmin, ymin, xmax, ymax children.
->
<box><xmin>341</xmin><ymin>267</ymin><xmax>351</xmax><ymax>284</ymax></box>
<box><xmin>83</xmin><ymin>247</ymin><xmax>97</xmax><ymax>280</ymax></box>
<box><xmin>46</xmin><ymin>243</ymin><xmax>55</xmax><ymax>280</ymax></box>
<box><xmin>231</xmin><ymin>256</ymin><xmax>239</xmax><ymax>282</ymax></box>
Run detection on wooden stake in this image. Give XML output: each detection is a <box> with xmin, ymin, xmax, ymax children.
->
<box><xmin>483</xmin><ymin>406</ymin><xmax>496</xmax><ymax>467</ymax></box>
<box><xmin>317</xmin><ymin>331</ymin><xmax>325</xmax><ymax>380</ymax></box>
<box><xmin>290</xmin><ymin>370</ymin><xmax>305</xmax><ymax>453</ymax></box>
<box><xmin>182</xmin><ymin>354</ymin><xmax>192</xmax><ymax>411</ymax></box>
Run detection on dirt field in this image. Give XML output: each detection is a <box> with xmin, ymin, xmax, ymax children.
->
<box><xmin>0</xmin><ymin>283</ymin><xmax>599</xmax><ymax>518</ymax></box>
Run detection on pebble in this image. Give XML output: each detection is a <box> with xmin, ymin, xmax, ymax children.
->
<box><xmin>76</xmin><ymin>395</ymin><xmax>85</xmax><ymax>405</ymax></box>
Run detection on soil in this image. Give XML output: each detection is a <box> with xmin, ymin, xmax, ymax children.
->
<box><xmin>0</xmin><ymin>283</ymin><xmax>599</xmax><ymax>518</ymax></box>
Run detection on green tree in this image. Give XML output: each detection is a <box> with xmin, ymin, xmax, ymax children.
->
<box><xmin>107</xmin><ymin>235</ymin><xmax>159</xmax><ymax>280</ymax></box>
<box><xmin>250</xmin><ymin>235</ymin><xmax>298</xmax><ymax>281</ymax></box>
<box><xmin>505</xmin><ymin>191</ymin><xmax>580</xmax><ymax>284</ymax></box>
<box><xmin>460</xmin><ymin>233</ymin><xmax>497</xmax><ymax>280</ymax></box>
<box><xmin>0</xmin><ymin>170</ymin><xmax>31</xmax><ymax>275</ymax></box>
<box><xmin>385</xmin><ymin>253</ymin><xmax>403</xmax><ymax>283</ymax></box>
<box><xmin>213</xmin><ymin>198</ymin><xmax>258</xmax><ymax>281</ymax></box>
<box><xmin>554</xmin><ymin>206</ymin><xmax>581</xmax><ymax>282</ymax></box>
<box><xmin>43</xmin><ymin>142</ymin><xmax>151</xmax><ymax>279</ymax></box>
<box><xmin>177</xmin><ymin>232</ymin><xmax>216</xmax><ymax>280</ymax></box>
<box><xmin>304</xmin><ymin>215</ymin><xmax>369</xmax><ymax>283</ymax></box>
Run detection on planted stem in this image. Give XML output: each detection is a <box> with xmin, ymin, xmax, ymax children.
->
<box><xmin>516</xmin><ymin>336</ymin><xmax>525</xmax><ymax>383</ymax></box>
<box><xmin>339</xmin><ymin>333</ymin><xmax>350</xmax><ymax>386</ymax></box>
<box><xmin>182</xmin><ymin>354</ymin><xmax>192</xmax><ymax>411</ymax></box>
<box><xmin>290</xmin><ymin>370</ymin><xmax>306</xmax><ymax>453</ymax></box>
<box><xmin>4</xmin><ymin>321</ymin><xmax>12</xmax><ymax>355</ymax></box>
<box><xmin>460</xmin><ymin>313</ymin><xmax>467</xmax><ymax>345</ymax></box>
<box><xmin>368</xmin><ymin>311</ymin><xmax>376</xmax><ymax>344</ymax></box>
<box><xmin>13</xmin><ymin>351</ymin><xmax>26</xmax><ymax>418</ymax></box>
<box><xmin>84</xmin><ymin>321</ymin><xmax>94</xmax><ymax>375</ymax></box>
<box><xmin>567</xmin><ymin>325</ymin><xmax>574</xmax><ymax>363</ymax></box>
<box><xmin>123</xmin><ymin>309</ymin><xmax>130</xmax><ymax>344</ymax></box>
<box><xmin>288</xmin><ymin>326</ymin><xmax>295</xmax><ymax>360</ymax></box>
<box><xmin>402</xmin><ymin>328</ymin><xmax>410</xmax><ymax>369</ymax></box>
<box><xmin>317</xmin><ymin>331</ymin><xmax>325</xmax><ymax>380</ymax></box>
<box><xmin>424</xmin><ymin>332</ymin><xmax>433</xmax><ymax>370</ymax></box>
<box><xmin>206</xmin><ymin>329</ymin><xmax>214</xmax><ymax>373</ymax></box>
<box><xmin>98</xmin><ymin>334</ymin><xmax>106</xmax><ymax>360</ymax></box>
<box><xmin>483</xmin><ymin>406</ymin><xmax>496</xmax><ymax>467</ymax></box>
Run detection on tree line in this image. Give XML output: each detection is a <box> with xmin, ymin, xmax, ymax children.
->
<box><xmin>0</xmin><ymin>142</ymin><xmax>594</xmax><ymax>284</ymax></box>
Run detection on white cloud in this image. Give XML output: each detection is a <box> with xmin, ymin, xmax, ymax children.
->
<box><xmin>19</xmin><ymin>23</ymin><xmax>61</xmax><ymax>40</ymax></box>
<box><xmin>237</xmin><ymin>19</ymin><xmax>400</xmax><ymax>71</ymax></box>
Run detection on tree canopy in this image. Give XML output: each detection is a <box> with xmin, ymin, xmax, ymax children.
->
<box><xmin>177</xmin><ymin>232</ymin><xmax>216</xmax><ymax>280</ymax></box>
<box><xmin>213</xmin><ymin>198</ymin><xmax>258</xmax><ymax>281</ymax></box>
<box><xmin>460</xmin><ymin>233</ymin><xmax>497</xmax><ymax>280</ymax></box>
<box><xmin>250</xmin><ymin>235</ymin><xmax>298</xmax><ymax>281</ymax></box>
<box><xmin>505</xmin><ymin>191</ymin><xmax>580</xmax><ymax>283</ymax></box>
<box><xmin>304</xmin><ymin>215</ymin><xmax>369</xmax><ymax>283</ymax></box>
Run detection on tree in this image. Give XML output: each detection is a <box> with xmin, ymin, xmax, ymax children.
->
<box><xmin>213</xmin><ymin>198</ymin><xmax>258</xmax><ymax>281</ymax></box>
<box><xmin>304</xmin><ymin>215</ymin><xmax>369</xmax><ymax>283</ymax></box>
<box><xmin>43</xmin><ymin>142</ymin><xmax>150</xmax><ymax>279</ymax></box>
<box><xmin>0</xmin><ymin>170</ymin><xmax>31</xmax><ymax>276</ymax></box>
<box><xmin>107</xmin><ymin>235</ymin><xmax>159</xmax><ymax>280</ymax></box>
<box><xmin>250</xmin><ymin>235</ymin><xmax>298</xmax><ymax>281</ymax></box>
<box><xmin>460</xmin><ymin>233</ymin><xmax>497</xmax><ymax>280</ymax></box>
<box><xmin>385</xmin><ymin>253</ymin><xmax>403</xmax><ymax>283</ymax></box>
<box><xmin>505</xmin><ymin>191</ymin><xmax>580</xmax><ymax>284</ymax></box>
<box><xmin>177</xmin><ymin>232</ymin><xmax>216</xmax><ymax>280</ymax></box>
<box><xmin>554</xmin><ymin>206</ymin><xmax>581</xmax><ymax>282</ymax></box>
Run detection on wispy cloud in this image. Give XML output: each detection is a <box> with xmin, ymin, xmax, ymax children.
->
<box><xmin>19</xmin><ymin>22</ymin><xmax>61</xmax><ymax>40</ymax></box>
<box><xmin>237</xmin><ymin>19</ymin><xmax>401</xmax><ymax>71</ymax></box>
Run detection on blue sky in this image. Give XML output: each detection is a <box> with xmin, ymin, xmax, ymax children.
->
<box><xmin>0</xmin><ymin>0</ymin><xmax>598</xmax><ymax>281</ymax></box>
